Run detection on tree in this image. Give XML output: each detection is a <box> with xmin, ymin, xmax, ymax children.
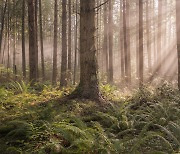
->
<box><xmin>22</xmin><ymin>0</ymin><xmax>26</xmax><ymax>78</ymax></box>
<box><xmin>68</xmin><ymin>0</ymin><xmax>72</xmax><ymax>82</ymax></box>
<box><xmin>0</xmin><ymin>0</ymin><xmax>7</xmax><ymax>59</ymax></box>
<box><xmin>52</xmin><ymin>0</ymin><xmax>58</xmax><ymax>84</ymax></box>
<box><xmin>27</xmin><ymin>0</ymin><xmax>37</xmax><ymax>82</ymax></box>
<box><xmin>108</xmin><ymin>0</ymin><xmax>113</xmax><ymax>83</ymax></box>
<box><xmin>176</xmin><ymin>0</ymin><xmax>180</xmax><ymax>89</ymax></box>
<box><xmin>139</xmin><ymin>0</ymin><xmax>143</xmax><ymax>85</ymax></box>
<box><xmin>123</xmin><ymin>0</ymin><xmax>131</xmax><ymax>85</ymax></box>
<box><xmin>60</xmin><ymin>0</ymin><xmax>68</xmax><ymax>87</ymax></box>
<box><xmin>70</xmin><ymin>0</ymin><xmax>101</xmax><ymax>101</ymax></box>
<box><xmin>103</xmin><ymin>0</ymin><xmax>108</xmax><ymax>75</ymax></box>
<box><xmin>39</xmin><ymin>0</ymin><xmax>45</xmax><ymax>80</ymax></box>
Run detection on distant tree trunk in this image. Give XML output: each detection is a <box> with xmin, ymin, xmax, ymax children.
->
<box><xmin>27</xmin><ymin>0</ymin><xmax>37</xmax><ymax>83</ymax></box>
<box><xmin>22</xmin><ymin>0</ymin><xmax>26</xmax><ymax>78</ymax></box>
<box><xmin>60</xmin><ymin>0</ymin><xmax>68</xmax><ymax>87</ymax></box>
<box><xmin>71</xmin><ymin>0</ymin><xmax>101</xmax><ymax>100</ymax></box>
<box><xmin>120</xmin><ymin>0</ymin><xmax>125</xmax><ymax>80</ymax></box>
<box><xmin>126</xmin><ymin>0</ymin><xmax>131</xmax><ymax>84</ymax></box>
<box><xmin>52</xmin><ymin>0</ymin><xmax>58</xmax><ymax>85</ymax></box>
<box><xmin>123</xmin><ymin>0</ymin><xmax>131</xmax><ymax>85</ymax></box>
<box><xmin>103</xmin><ymin>1</ymin><xmax>108</xmax><ymax>75</ymax></box>
<box><xmin>108</xmin><ymin>0</ymin><xmax>113</xmax><ymax>83</ymax></box>
<box><xmin>34</xmin><ymin>0</ymin><xmax>39</xmax><ymax>79</ymax></box>
<box><xmin>0</xmin><ymin>0</ymin><xmax>7</xmax><ymax>59</ymax></box>
<box><xmin>13</xmin><ymin>0</ymin><xmax>16</xmax><ymax>75</ymax></box>
<box><xmin>176</xmin><ymin>0</ymin><xmax>180</xmax><ymax>89</ymax></box>
<box><xmin>68</xmin><ymin>0</ymin><xmax>72</xmax><ymax>82</ymax></box>
<box><xmin>146</xmin><ymin>1</ymin><xmax>152</xmax><ymax>74</ymax></box>
<box><xmin>136</xmin><ymin>0</ymin><xmax>139</xmax><ymax>78</ymax></box>
<box><xmin>73</xmin><ymin>0</ymin><xmax>78</xmax><ymax>85</ymax></box>
<box><xmin>157</xmin><ymin>0</ymin><xmax>162</xmax><ymax>74</ymax></box>
<box><xmin>39</xmin><ymin>0</ymin><xmax>45</xmax><ymax>80</ymax></box>
<box><xmin>139</xmin><ymin>0</ymin><xmax>144</xmax><ymax>85</ymax></box>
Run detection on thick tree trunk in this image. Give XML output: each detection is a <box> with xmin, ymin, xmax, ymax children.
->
<box><xmin>71</xmin><ymin>0</ymin><xmax>100</xmax><ymax>100</ymax></box>
<box><xmin>176</xmin><ymin>0</ymin><xmax>180</xmax><ymax>89</ymax></box>
<box><xmin>52</xmin><ymin>0</ymin><xmax>58</xmax><ymax>85</ymax></box>
<box><xmin>0</xmin><ymin>0</ymin><xmax>7</xmax><ymax>59</ymax></box>
<box><xmin>39</xmin><ymin>0</ymin><xmax>45</xmax><ymax>80</ymax></box>
<box><xmin>27</xmin><ymin>0</ymin><xmax>37</xmax><ymax>82</ymax></box>
<box><xmin>60</xmin><ymin>0</ymin><xmax>68</xmax><ymax>87</ymax></box>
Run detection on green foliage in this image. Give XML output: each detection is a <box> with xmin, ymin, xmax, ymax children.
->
<box><xmin>0</xmin><ymin>82</ymin><xmax>180</xmax><ymax>153</ymax></box>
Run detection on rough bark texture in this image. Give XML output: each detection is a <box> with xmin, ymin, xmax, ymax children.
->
<box><xmin>71</xmin><ymin>0</ymin><xmax>100</xmax><ymax>100</ymax></box>
<box><xmin>52</xmin><ymin>0</ymin><xmax>58</xmax><ymax>85</ymax></box>
<box><xmin>176</xmin><ymin>0</ymin><xmax>180</xmax><ymax>89</ymax></box>
<box><xmin>60</xmin><ymin>0</ymin><xmax>68</xmax><ymax>87</ymax></box>
<box><xmin>0</xmin><ymin>0</ymin><xmax>7</xmax><ymax>59</ymax></box>
<box><xmin>27</xmin><ymin>0</ymin><xmax>37</xmax><ymax>82</ymax></box>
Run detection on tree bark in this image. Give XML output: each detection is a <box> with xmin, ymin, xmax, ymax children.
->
<box><xmin>52</xmin><ymin>0</ymin><xmax>58</xmax><ymax>85</ymax></box>
<box><xmin>60</xmin><ymin>0</ymin><xmax>68</xmax><ymax>87</ymax></box>
<box><xmin>27</xmin><ymin>0</ymin><xmax>37</xmax><ymax>83</ymax></box>
<box><xmin>176</xmin><ymin>0</ymin><xmax>180</xmax><ymax>89</ymax></box>
<box><xmin>139</xmin><ymin>0</ymin><xmax>144</xmax><ymax>85</ymax></box>
<box><xmin>39</xmin><ymin>0</ymin><xmax>45</xmax><ymax>80</ymax></box>
<box><xmin>71</xmin><ymin>0</ymin><xmax>101</xmax><ymax>100</ymax></box>
<box><xmin>108</xmin><ymin>0</ymin><xmax>113</xmax><ymax>83</ymax></box>
<box><xmin>22</xmin><ymin>0</ymin><xmax>26</xmax><ymax>78</ymax></box>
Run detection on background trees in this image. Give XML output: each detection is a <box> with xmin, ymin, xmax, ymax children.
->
<box><xmin>0</xmin><ymin>0</ymin><xmax>179</xmax><ymax>89</ymax></box>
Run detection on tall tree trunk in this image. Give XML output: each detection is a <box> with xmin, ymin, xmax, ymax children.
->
<box><xmin>103</xmin><ymin>1</ymin><xmax>108</xmax><ymax>76</ymax></box>
<box><xmin>73</xmin><ymin>0</ymin><xmax>78</xmax><ymax>85</ymax></box>
<box><xmin>123</xmin><ymin>0</ymin><xmax>131</xmax><ymax>85</ymax></box>
<box><xmin>34</xmin><ymin>0</ymin><xmax>39</xmax><ymax>79</ymax></box>
<box><xmin>120</xmin><ymin>0</ymin><xmax>125</xmax><ymax>80</ymax></box>
<box><xmin>71</xmin><ymin>0</ymin><xmax>100</xmax><ymax>100</ymax></box>
<box><xmin>136</xmin><ymin>0</ymin><xmax>139</xmax><ymax>79</ymax></box>
<box><xmin>52</xmin><ymin>0</ymin><xmax>58</xmax><ymax>85</ymax></box>
<box><xmin>146</xmin><ymin>1</ymin><xmax>152</xmax><ymax>74</ymax></box>
<box><xmin>176</xmin><ymin>0</ymin><xmax>180</xmax><ymax>89</ymax></box>
<box><xmin>27</xmin><ymin>0</ymin><xmax>37</xmax><ymax>83</ymax></box>
<box><xmin>108</xmin><ymin>0</ymin><xmax>113</xmax><ymax>83</ymax></box>
<box><xmin>60</xmin><ymin>0</ymin><xmax>68</xmax><ymax>87</ymax></box>
<box><xmin>22</xmin><ymin>0</ymin><xmax>26</xmax><ymax>78</ymax></box>
<box><xmin>39</xmin><ymin>0</ymin><xmax>45</xmax><ymax>80</ymax></box>
<box><xmin>13</xmin><ymin>0</ymin><xmax>16</xmax><ymax>75</ymax></box>
<box><xmin>157</xmin><ymin>0</ymin><xmax>162</xmax><ymax>74</ymax></box>
<box><xmin>0</xmin><ymin>0</ymin><xmax>8</xmax><ymax>59</ymax></box>
<box><xmin>68</xmin><ymin>0</ymin><xmax>72</xmax><ymax>82</ymax></box>
<box><xmin>139</xmin><ymin>0</ymin><xmax>144</xmax><ymax>85</ymax></box>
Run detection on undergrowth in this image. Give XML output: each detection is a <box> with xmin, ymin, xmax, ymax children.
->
<box><xmin>0</xmin><ymin>81</ymin><xmax>179</xmax><ymax>154</ymax></box>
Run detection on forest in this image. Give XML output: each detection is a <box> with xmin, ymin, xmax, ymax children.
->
<box><xmin>0</xmin><ymin>0</ymin><xmax>180</xmax><ymax>153</ymax></box>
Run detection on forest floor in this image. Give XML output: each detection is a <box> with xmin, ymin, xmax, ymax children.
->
<box><xmin>0</xmin><ymin>80</ymin><xmax>180</xmax><ymax>154</ymax></box>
